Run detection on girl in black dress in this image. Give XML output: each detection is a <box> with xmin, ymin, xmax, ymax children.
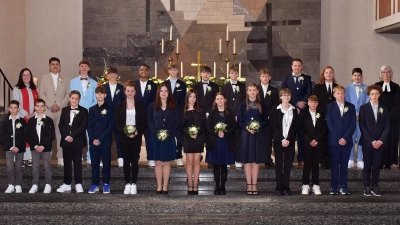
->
<box><xmin>206</xmin><ymin>92</ymin><xmax>236</xmax><ymax>195</ymax></box>
<box><xmin>178</xmin><ymin>89</ymin><xmax>207</xmax><ymax>195</ymax></box>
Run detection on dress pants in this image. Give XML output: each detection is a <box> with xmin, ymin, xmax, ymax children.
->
<box><xmin>46</xmin><ymin>110</ymin><xmax>63</xmax><ymax>160</ymax></box>
<box><xmin>120</xmin><ymin>135</ymin><xmax>142</xmax><ymax>184</ymax></box>
<box><xmin>31</xmin><ymin>150</ymin><xmax>52</xmax><ymax>185</ymax></box>
<box><xmin>6</xmin><ymin>151</ymin><xmax>23</xmax><ymax>185</ymax></box>
<box><xmin>296</xmin><ymin>133</ymin><xmax>304</xmax><ymax>162</ymax></box>
<box><xmin>302</xmin><ymin>146</ymin><xmax>321</xmax><ymax>185</ymax></box>
<box><xmin>350</xmin><ymin>122</ymin><xmax>363</xmax><ymax>161</ymax></box>
<box><xmin>265</xmin><ymin>123</ymin><xmax>274</xmax><ymax>163</ymax></box>
<box><xmin>63</xmin><ymin>145</ymin><xmax>83</xmax><ymax>185</ymax></box>
<box><xmin>89</xmin><ymin>144</ymin><xmax>111</xmax><ymax>186</ymax></box>
<box><xmin>274</xmin><ymin>144</ymin><xmax>295</xmax><ymax>192</ymax></box>
<box><xmin>329</xmin><ymin>145</ymin><xmax>351</xmax><ymax>190</ymax></box>
<box><xmin>114</xmin><ymin>129</ymin><xmax>123</xmax><ymax>158</ymax></box>
<box><xmin>363</xmin><ymin>146</ymin><xmax>384</xmax><ymax>188</ymax></box>
<box><xmin>143</xmin><ymin>127</ymin><xmax>151</xmax><ymax>160</ymax></box>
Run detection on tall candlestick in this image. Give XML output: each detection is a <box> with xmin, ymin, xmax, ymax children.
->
<box><xmin>239</xmin><ymin>62</ymin><xmax>242</xmax><ymax>78</ymax></box>
<box><xmin>226</xmin><ymin>26</ymin><xmax>229</xmax><ymax>41</ymax></box>
<box><xmin>219</xmin><ymin>39</ymin><xmax>222</xmax><ymax>54</ymax></box>
<box><xmin>176</xmin><ymin>38</ymin><xmax>179</xmax><ymax>53</ymax></box>
<box><xmin>155</xmin><ymin>62</ymin><xmax>157</xmax><ymax>78</ymax></box>
<box><xmin>161</xmin><ymin>39</ymin><xmax>164</xmax><ymax>54</ymax></box>
<box><xmin>213</xmin><ymin>62</ymin><xmax>216</xmax><ymax>78</ymax></box>
<box><xmin>226</xmin><ymin>62</ymin><xmax>229</xmax><ymax>78</ymax></box>
<box><xmin>181</xmin><ymin>62</ymin><xmax>183</xmax><ymax>78</ymax></box>
<box><xmin>233</xmin><ymin>38</ymin><xmax>236</xmax><ymax>54</ymax></box>
<box><xmin>170</xmin><ymin>26</ymin><xmax>173</xmax><ymax>41</ymax></box>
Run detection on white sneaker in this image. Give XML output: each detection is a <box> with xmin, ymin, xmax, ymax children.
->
<box><xmin>302</xmin><ymin>185</ymin><xmax>310</xmax><ymax>195</ymax></box>
<box><xmin>131</xmin><ymin>183</ymin><xmax>137</xmax><ymax>195</ymax></box>
<box><xmin>148</xmin><ymin>160</ymin><xmax>155</xmax><ymax>167</ymax></box>
<box><xmin>5</xmin><ymin>185</ymin><xmax>15</xmax><ymax>193</ymax></box>
<box><xmin>15</xmin><ymin>185</ymin><xmax>22</xmax><ymax>193</ymax></box>
<box><xmin>227</xmin><ymin>165</ymin><xmax>231</xmax><ymax>168</ymax></box>
<box><xmin>56</xmin><ymin>184</ymin><xmax>71</xmax><ymax>193</ymax></box>
<box><xmin>235</xmin><ymin>162</ymin><xmax>243</xmax><ymax>168</ymax></box>
<box><xmin>100</xmin><ymin>161</ymin><xmax>103</xmax><ymax>167</ymax></box>
<box><xmin>75</xmin><ymin>184</ymin><xmax>84</xmax><ymax>193</ymax></box>
<box><xmin>29</xmin><ymin>184</ymin><xmax>38</xmax><ymax>194</ymax></box>
<box><xmin>312</xmin><ymin>185</ymin><xmax>322</xmax><ymax>196</ymax></box>
<box><xmin>43</xmin><ymin>184</ymin><xmax>52</xmax><ymax>194</ymax></box>
<box><xmin>58</xmin><ymin>158</ymin><xmax>64</xmax><ymax>167</ymax></box>
<box><xmin>348</xmin><ymin>160</ymin><xmax>354</xmax><ymax>168</ymax></box>
<box><xmin>177</xmin><ymin>159</ymin><xmax>184</xmax><ymax>166</ymax></box>
<box><xmin>87</xmin><ymin>160</ymin><xmax>91</xmax><ymax>165</ymax></box>
<box><xmin>357</xmin><ymin>161</ymin><xmax>364</xmax><ymax>169</ymax></box>
<box><xmin>124</xmin><ymin>184</ymin><xmax>131</xmax><ymax>195</ymax></box>
<box><xmin>118</xmin><ymin>158</ymin><xmax>124</xmax><ymax>168</ymax></box>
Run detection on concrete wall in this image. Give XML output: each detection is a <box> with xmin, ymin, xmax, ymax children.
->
<box><xmin>26</xmin><ymin>0</ymin><xmax>83</xmax><ymax>80</ymax></box>
<box><xmin>321</xmin><ymin>0</ymin><xmax>400</xmax><ymax>86</ymax></box>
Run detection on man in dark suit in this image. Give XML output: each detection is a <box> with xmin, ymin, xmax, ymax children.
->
<box><xmin>258</xmin><ymin>68</ymin><xmax>279</xmax><ymax>167</ymax></box>
<box><xmin>57</xmin><ymin>90</ymin><xmax>89</xmax><ymax>193</ymax></box>
<box><xmin>192</xmin><ymin>66</ymin><xmax>219</xmax><ymax>115</ymax></box>
<box><xmin>103</xmin><ymin>66</ymin><xmax>125</xmax><ymax>167</ymax></box>
<box><xmin>163</xmin><ymin>63</ymin><xmax>187</xmax><ymax>166</ymax></box>
<box><xmin>281</xmin><ymin>58</ymin><xmax>312</xmax><ymax>166</ymax></box>
<box><xmin>134</xmin><ymin>64</ymin><xmax>157</xmax><ymax>167</ymax></box>
<box><xmin>359</xmin><ymin>85</ymin><xmax>390</xmax><ymax>196</ymax></box>
<box><xmin>221</xmin><ymin>66</ymin><xmax>246</xmax><ymax>168</ymax></box>
<box><xmin>326</xmin><ymin>86</ymin><xmax>356</xmax><ymax>195</ymax></box>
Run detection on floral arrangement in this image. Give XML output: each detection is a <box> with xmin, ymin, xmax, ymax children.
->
<box><xmin>157</xmin><ymin>129</ymin><xmax>169</xmax><ymax>141</ymax></box>
<box><xmin>188</xmin><ymin>125</ymin><xmax>200</xmax><ymax>136</ymax></box>
<box><xmin>248</xmin><ymin>119</ymin><xmax>261</xmax><ymax>132</ymax></box>
<box><xmin>214</xmin><ymin>122</ymin><xmax>228</xmax><ymax>133</ymax></box>
<box><xmin>124</xmin><ymin>125</ymin><xmax>137</xmax><ymax>136</ymax></box>
<box><xmin>149</xmin><ymin>77</ymin><xmax>164</xmax><ymax>88</ymax></box>
<box><xmin>183</xmin><ymin>76</ymin><xmax>197</xmax><ymax>89</ymax></box>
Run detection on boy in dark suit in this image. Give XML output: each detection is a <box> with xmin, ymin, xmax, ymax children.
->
<box><xmin>0</xmin><ymin>100</ymin><xmax>26</xmax><ymax>193</ymax></box>
<box><xmin>57</xmin><ymin>90</ymin><xmax>89</xmax><ymax>193</ymax></box>
<box><xmin>326</xmin><ymin>86</ymin><xmax>356</xmax><ymax>195</ymax></box>
<box><xmin>87</xmin><ymin>86</ymin><xmax>114</xmax><ymax>194</ymax></box>
<box><xmin>192</xmin><ymin>66</ymin><xmax>219</xmax><ymax>115</ymax></box>
<box><xmin>359</xmin><ymin>85</ymin><xmax>390</xmax><ymax>196</ymax></box>
<box><xmin>299</xmin><ymin>95</ymin><xmax>327</xmax><ymax>195</ymax></box>
<box><xmin>163</xmin><ymin>63</ymin><xmax>187</xmax><ymax>166</ymax></box>
<box><xmin>25</xmin><ymin>99</ymin><xmax>55</xmax><ymax>194</ymax></box>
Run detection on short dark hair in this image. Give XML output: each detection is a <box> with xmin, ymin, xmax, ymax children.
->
<box><xmin>367</xmin><ymin>84</ymin><xmax>382</xmax><ymax>95</ymax></box>
<box><xmin>79</xmin><ymin>59</ymin><xmax>91</xmax><ymax>67</ymax></box>
<box><xmin>16</xmin><ymin>68</ymin><xmax>36</xmax><ymax>90</ymax></box>
<box><xmin>280</xmin><ymin>88</ymin><xmax>292</xmax><ymax>96</ymax></box>
<box><xmin>140</xmin><ymin>63</ymin><xmax>150</xmax><ymax>70</ymax></box>
<box><xmin>308</xmin><ymin>95</ymin><xmax>319</xmax><ymax>102</ymax></box>
<box><xmin>9</xmin><ymin>100</ymin><xmax>19</xmax><ymax>107</ymax></box>
<box><xmin>95</xmin><ymin>86</ymin><xmax>106</xmax><ymax>94</ymax></box>
<box><xmin>200</xmin><ymin>66</ymin><xmax>212</xmax><ymax>74</ymax></box>
<box><xmin>259</xmin><ymin>68</ymin><xmax>271</xmax><ymax>76</ymax></box>
<box><xmin>352</xmin><ymin>68</ymin><xmax>363</xmax><ymax>75</ymax></box>
<box><xmin>49</xmin><ymin>57</ymin><xmax>60</xmax><ymax>64</ymax></box>
<box><xmin>292</xmin><ymin>58</ymin><xmax>303</xmax><ymax>65</ymax></box>
<box><xmin>108</xmin><ymin>66</ymin><xmax>118</xmax><ymax>74</ymax></box>
<box><xmin>70</xmin><ymin>90</ymin><xmax>81</xmax><ymax>99</ymax></box>
<box><xmin>36</xmin><ymin>98</ymin><xmax>46</xmax><ymax>105</ymax></box>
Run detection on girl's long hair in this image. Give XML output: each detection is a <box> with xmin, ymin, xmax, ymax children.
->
<box><xmin>245</xmin><ymin>83</ymin><xmax>262</xmax><ymax>113</ymax></box>
<box><xmin>212</xmin><ymin>92</ymin><xmax>229</xmax><ymax>115</ymax></box>
<box><xmin>154</xmin><ymin>84</ymin><xmax>177</xmax><ymax>109</ymax></box>
<box><xmin>184</xmin><ymin>89</ymin><xmax>201</xmax><ymax>113</ymax></box>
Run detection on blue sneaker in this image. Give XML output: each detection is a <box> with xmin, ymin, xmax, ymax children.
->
<box><xmin>103</xmin><ymin>183</ymin><xmax>110</xmax><ymax>194</ymax></box>
<box><xmin>88</xmin><ymin>185</ymin><xmax>99</xmax><ymax>194</ymax></box>
<box><xmin>340</xmin><ymin>187</ymin><xmax>351</xmax><ymax>195</ymax></box>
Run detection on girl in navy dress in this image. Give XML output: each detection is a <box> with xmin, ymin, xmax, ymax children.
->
<box><xmin>237</xmin><ymin>83</ymin><xmax>268</xmax><ymax>195</ymax></box>
<box><xmin>206</xmin><ymin>92</ymin><xmax>236</xmax><ymax>195</ymax></box>
<box><xmin>178</xmin><ymin>89</ymin><xmax>207</xmax><ymax>195</ymax></box>
<box><xmin>147</xmin><ymin>84</ymin><xmax>178</xmax><ymax>194</ymax></box>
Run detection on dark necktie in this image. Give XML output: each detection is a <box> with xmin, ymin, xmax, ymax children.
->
<box><xmin>328</xmin><ymin>84</ymin><xmax>331</xmax><ymax>95</ymax></box>
<box><xmin>294</xmin><ymin>76</ymin><xmax>299</xmax><ymax>84</ymax></box>
<box><xmin>80</xmin><ymin>77</ymin><xmax>88</xmax><ymax>80</ymax></box>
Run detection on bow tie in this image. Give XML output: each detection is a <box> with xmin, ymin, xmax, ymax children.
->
<box><xmin>202</xmin><ymin>82</ymin><xmax>208</xmax><ymax>85</ymax></box>
<box><xmin>70</xmin><ymin>108</ymin><xmax>78</xmax><ymax>110</ymax></box>
<box><xmin>354</xmin><ymin>84</ymin><xmax>360</xmax><ymax>87</ymax></box>
<box><xmin>80</xmin><ymin>77</ymin><xmax>88</xmax><ymax>80</ymax></box>
<box><xmin>231</xmin><ymin>83</ymin><xmax>237</xmax><ymax>86</ymax></box>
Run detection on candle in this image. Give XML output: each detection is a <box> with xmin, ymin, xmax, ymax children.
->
<box><xmin>176</xmin><ymin>38</ymin><xmax>179</xmax><ymax>53</ymax></box>
<box><xmin>219</xmin><ymin>39</ymin><xmax>222</xmax><ymax>54</ymax></box>
<box><xmin>233</xmin><ymin>38</ymin><xmax>236</xmax><ymax>54</ymax></box>
<box><xmin>226</xmin><ymin>62</ymin><xmax>229</xmax><ymax>78</ymax></box>
<box><xmin>181</xmin><ymin>62</ymin><xmax>183</xmax><ymax>78</ymax></box>
<box><xmin>161</xmin><ymin>38</ymin><xmax>164</xmax><ymax>54</ymax></box>
<box><xmin>155</xmin><ymin>62</ymin><xmax>157</xmax><ymax>78</ymax></box>
<box><xmin>239</xmin><ymin>62</ymin><xmax>242</xmax><ymax>78</ymax></box>
<box><xmin>170</xmin><ymin>25</ymin><xmax>173</xmax><ymax>41</ymax></box>
<box><xmin>213</xmin><ymin>62</ymin><xmax>216</xmax><ymax>78</ymax></box>
<box><xmin>226</xmin><ymin>26</ymin><xmax>229</xmax><ymax>41</ymax></box>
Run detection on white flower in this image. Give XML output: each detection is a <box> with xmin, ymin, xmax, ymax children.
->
<box><xmin>379</xmin><ymin>107</ymin><xmax>383</xmax><ymax>114</ymax></box>
<box><xmin>115</xmin><ymin>89</ymin><xmax>120</xmax><ymax>95</ymax></box>
<box><xmin>344</xmin><ymin>106</ymin><xmax>349</xmax><ymax>113</ymax></box>
<box><xmin>157</xmin><ymin>129</ymin><xmax>169</xmax><ymax>141</ymax></box>
<box><xmin>299</xmin><ymin>76</ymin><xmax>304</xmax><ymax>81</ymax></box>
<box><xmin>58</xmin><ymin>78</ymin><xmax>62</xmax><ymax>84</ymax></box>
<box><xmin>101</xmin><ymin>109</ymin><xmax>107</xmax><ymax>115</ymax></box>
<box><xmin>175</xmin><ymin>83</ymin><xmax>180</xmax><ymax>88</ymax></box>
<box><xmin>235</xmin><ymin>86</ymin><xmax>240</xmax><ymax>92</ymax></box>
<box><xmin>248</xmin><ymin>120</ymin><xmax>261</xmax><ymax>132</ymax></box>
<box><xmin>16</xmin><ymin>123</ymin><xmax>22</xmax><ymax>129</ymax></box>
<box><xmin>87</xmin><ymin>83</ymin><xmax>91</xmax><ymax>88</ymax></box>
<box><xmin>267</xmin><ymin>90</ymin><xmax>271</xmax><ymax>96</ymax></box>
<box><xmin>188</xmin><ymin>125</ymin><xmax>200</xmax><ymax>136</ymax></box>
<box><xmin>358</xmin><ymin>87</ymin><xmax>363</xmax><ymax>93</ymax></box>
<box><xmin>38</xmin><ymin>120</ymin><xmax>44</xmax><ymax>126</ymax></box>
<box><xmin>238</xmin><ymin>77</ymin><xmax>246</xmax><ymax>82</ymax></box>
<box><xmin>207</xmin><ymin>86</ymin><xmax>212</xmax><ymax>92</ymax></box>
<box><xmin>73</xmin><ymin>110</ymin><xmax>80</xmax><ymax>115</ymax></box>
<box><xmin>147</xmin><ymin>85</ymin><xmax>151</xmax><ymax>91</ymax></box>
<box><xmin>316</xmin><ymin>113</ymin><xmax>320</xmax><ymax>119</ymax></box>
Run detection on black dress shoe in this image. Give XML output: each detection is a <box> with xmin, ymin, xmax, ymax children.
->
<box><xmin>265</xmin><ymin>162</ymin><xmax>275</xmax><ymax>167</ymax></box>
<box><xmin>162</xmin><ymin>190</ymin><xmax>168</xmax><ymax>194</ymax></box>
<box><xmin>214</xmin><ymin>188</ymin><xmax>221</xmax><ymax>195</ymax></box>
<box><xmin>283</xmin><ymin>191</ymin><xmax>291</xmax><ymax>196</ymax></box>
<box><xmin>220</xmin><ymin>188</ymin><xmax>226</xmax><ymax>195</ymax></box>
<box><xmin>275</xmin><ymin>190</ymin><xmax>284</xmax><ymax>196</ymax></box>
<box><xmin>156</xmin><ymin>190</ymin><xmax>162</xmax><ymax>194</ymax></box>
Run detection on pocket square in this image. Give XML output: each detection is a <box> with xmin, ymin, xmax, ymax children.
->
<box><xmin>177</xmin><ymin>90</ymin><xmax>182</xmax><ymax>92</ymax></box>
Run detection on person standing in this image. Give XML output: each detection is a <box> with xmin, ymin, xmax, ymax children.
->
<box><xmin>192</xmin><ymin>66</ymin><xmax>219</xmax><ymax>114</ymax></box>
<box><xmin>39</xmin><ymin>57</ymin><xmax>70</xmax><ymax>167</ymax></box>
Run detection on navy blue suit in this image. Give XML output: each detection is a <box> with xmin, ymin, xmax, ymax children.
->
<box><xmin>103</xmin><ymin>83</ymin><xmax>125</xmax><ymax>158</ymax></box>
<box><xmin>326</xmin><ymin>101</ymin><xmax>356</xmax><ymax>191</ymax></box>
<box><xmin>281</xmin><ymin>74</ymin><xmax>312</xmax><ymax>162</ymax></box>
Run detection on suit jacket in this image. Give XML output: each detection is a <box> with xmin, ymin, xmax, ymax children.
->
<box><xmin>59</xmin><ymin>105</ymin><xmax>88</xmax><ymax>149</ymax></box>
<box><xmin>206</xmin><ymin>108</ymin><xmax>236</xmax><ymax>152</ymax></box>
<box><xmin>344</xmin><ymin>83</ymin><xmax>369</xmax><ymax>115</ymax></box>
<box><xmin>192</xmin><ymin>81</ymin><xmax>219</xmax><ymax>113</ymax></box>
<box><xmin>114</xmin><ymin>100</ymin><xmax>147</xmax><ymax>137</ymax></box>
<box><xmin>272</xmin><ymin>106</ymin><xmax>298</xmax><ymax>144</ymax></box>
<box><xmin>313</xmin><ymin>83</ymin><xmax>338</xmax><ymax>115</ymax></box>
<box><xmin>70</xmin><ymin>77</ymin><xmax>97</xmax><ymax>110</ymax></box>
<box><xmin>147</xmin><ymin>102</ymin><xmax>179</xmax><ymax>136</ymax></box>
<box><xmin>281</xmin><ymin>74</ymin><xmax>312</xmax><ymax>109</ymax></box>
<box><xmin>326</xmin><ymin>101</ymin><xmax>356</xmax><ymax>148</ymax></box>
<box><xmin>87</xmin><ymin>103</ymin><xmax>114</xmax><ymax>146</ymax></box>
<box><xmin>25</xmin><ymin>115</ymin><xmax>55</xmax><ymax>152</ymax></box>
<box><xmin>298</xmin><ymin>110</ymin><xmax>328</xmax><ymax>149</ymax></box>
<box><xmin>359</xmin><ymin>103</ymin><xmax>390</xmax><ymax>148</ymax></box>
<box><xmin>0</xmin><ymin>116</ymin><xmax>26</xmax><ymax>152</ymax></box>
<box><xmin>221</xmin><ymin>81</ymin><xmax>246</xmax><ymax>116</ymax></box>
<box><xmin>163</xmin><ymin>79</ymin><xmax>187</xmax><ymax>111</ymax></box>
<box><xmin>103</xmin><ymin>83</ymin><xmax>125</xmax><ymax>111</ymax></box>
<box><xmin>134</xmin><ymin>79</ymin><xmax>157</xmax><ymax>110</ymax></box>
<box><xmin>39</xmin><ymin>73</ymin><xmax>70</xmax><ymax>110</ymax></box>
<box><xmin>258</xmin><ymin>84</ymin><xmax>279</xmax><ymax>118</ymax></box>
<box><xmin>375</xmin><ymin>81</ymin><xmax>399</xmax><ymax>121</ymax></box>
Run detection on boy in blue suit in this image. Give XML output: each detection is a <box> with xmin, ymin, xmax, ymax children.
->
<box><xmin>70</xmin><ymin>59</ymin><xmax>97</xmax><ymax>164</ymax></box>
<box><xmin>345</xmin><ymin>68</ymin><xmax>369</xmax><ymax>169</ymax></box>
<box><xmin>87</xmin><ymin>86</ymin><xmax>114</xmax><ymax>194</ymax></box>
<box><xmin>326</xmin><ymin>86</ymin><xmax>356</xmax><ymax>195</ymax></box>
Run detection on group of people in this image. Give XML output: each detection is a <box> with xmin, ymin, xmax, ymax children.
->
<box><xmin>0</xmin><ymin>57</ymin><xmax>398</xmax><ymax>197</ymax></box>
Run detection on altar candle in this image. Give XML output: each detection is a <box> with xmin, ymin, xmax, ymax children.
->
<box><xmin>181</xmin><ymin>62</ymin><xmax>183</xmax><ymax>78</ymax></box>
<box><xmin>161</xmin><ymin>38</ymin><xmax>164</xmax><ymax>54</ymax></box>
<box><xmin>155</xmin><ymin>62</ymin><xmax>157</xmax><ymax>78</ymax></box>
<box><xmin>219</xmin><ymin>39</ymin><xmax>222</xmax><ymax>54</ymax></box>
<box><xmin>226</xmin><ymin>26</ymin><xmax>229</xmax><ymax>41</ymax></box>
<box><xmin>176</xmin><ymin>38</ymin><xmax>179</xmax><ymax>53</ymax></box>
<box><xmin>170</xmin><ymin>25</ymin><xmax>173</xmax><ymax>41</ymax></box>
<box><xmin>239</xmin><ymin>62</ymin><xmax>242</xmax><ymax>78</ymax></box>
<box><xmin>226</xmin><ymin>62</ymin><xmax>229</xmax><ymax>78</ymax></box>
<box><xmin>233</xmin><ymin>38</ymin><xmax>236</xmax><ymax>54</ymax></box>
<box><xmin>213</xmin><ymin>62</ymin><xmax>216</xmax><ymax>78</ymax></box>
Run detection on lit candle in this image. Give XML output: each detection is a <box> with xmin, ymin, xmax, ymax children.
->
<box><xmin>213</xmin><ymin>62</ymin><xmax>216</xmax><ymax>78</ymax></box>
<box><xmin>176</xmin><ymin>38</ymin><xmax>179</xmax><ymax>53</ymax></box>
<box><xmin>181</xmin><ymin>62</ymin><xmax>183</xmax><ymax>78</ymax></box>
<box><xmin>219</xmin><ymin>39</ymin><xmax>222</xmax><ymax>54</ymax></box>
<box><xmin>226</xmin><ymin>26</ymin><xmax>229</xmax><ymax>41</ymax></box>
<box><xmin>233</xmin><ymin>38</ymin><xmax>236</xmax><ymax>54</ymax></box>
<box><xmin>226</xmin><ymin>62</ymin><xmax>229</xmax><ymax>78</ymax></box>
<box><xmin>239</xmin><ymin>62</ymin><xmax>242</xmax><ymax>78</ymax></box>
<box><xmin>170</xmin><ymin>25</ymin><xmax>173</xmax><ymax>41</ymax></box>
<box><xmin>155</xmin><ymin>62</ymin><xmax>157</xmax><ymax>78</ymax></box>
<box><xmin>161</xmin><ymin>38</ymin><xmax>164</xmax><ymax>54</ymax></box>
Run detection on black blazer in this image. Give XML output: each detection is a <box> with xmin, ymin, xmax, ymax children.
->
<box><xmin>178</xmin><ymin>109</ymin><xmax>207</xmax><ymax>147</ymax></box>
<box><xmin>87</xmin><ymin>103</ymin><xmax>114</xmax><ymax>146</ymax></box>
<box><xmin>313</xmin><ymin>83</ymin><xmax>338</xmax><ymax>115</ymax></box>
<box><xmin>0</xmin><ymin>116</ymin><xmax>26</xmax><ymax>152</ymax></box>
<box><xmin>281</xmin><ymin>74</ymin><xmax>312</xmax><ymax>109</ymax></box>
<box><xmin>103</xmin><ymin>83</ymin><xmax>126</xmax><ymax>111</ymax></box>
<box><xmin>163</xmin><ymin>79</ymin><xmax>187</xmax><ymax>111</ymax></box>
<box><xmin>258</xmin><ymin>84</ymin><xmax>279</xmax><ymax>118</ymax></box>
<box><xmin>206</xmin><ymin>108</ymin><xmax>236</xmax><ymax>152</ymax></box>
<box><xmin>134</xmin><ymin>79</ymin><xmax>157</xmax><ymax>110</ymax></box>
<box><xmin>298</xmin><ymin>110</ymin><xmax>327</xmax><ymax>149</ymax></box>
<box><xmin>272</xmin><ymin>107</ymin><xmax>298</xmax><ymax>144</ymax></box>
<box><xmin>147</xmin><ymin>102</ymin><xmax>179</xmax><ymax>135</ymax></box>
<box><xmin>25</xmin><ymin>116</ymin><xmax>55</xmax><ymax>152</ymax></box>
<box><xmin>192</xmin><ymin>81</ymin><xmax>219</xmax><ymax>113</ymax></box>
<box><xmin>221</xmin><ymin>81</ymin><xmax>246</xmax><ymax>116</ymax></box>
<box><xmin>59</xmin><ymin>105</ymin><xmax>88</xmax><ymax>149</ymax></box>
<box><xmin>359</xmin><ymin>103</ymin><xmax>390</xmax><ymax>148</ymax></box>
<box><xmin>114</xmin><ymin>100</ymin><xmax>147</xmax><ymax>137</ymax></box>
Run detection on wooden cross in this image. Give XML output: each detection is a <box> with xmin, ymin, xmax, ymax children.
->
<box><xmin>190</xmin><ymin>51</ymin><xmax>206</xmax><ymax>81</ymax></box>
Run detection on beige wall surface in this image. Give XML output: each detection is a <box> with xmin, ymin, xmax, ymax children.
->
<box><xmin>321</xmin><ymin>0</ymin><xmax>400</xmax><ymax>87</ymax></box>
<box><xmin>26</xmin><ymin>0</ymin><xmax>82</xmax><ymax>81</ymax></box>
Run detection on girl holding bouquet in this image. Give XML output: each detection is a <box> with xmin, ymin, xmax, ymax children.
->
<box><xmin>178</xmin><ymin>89</ymin><xmax>207</xmax><ymax>195</ymax></box>
<box><xmin>148</xmin><ymin>84</ymin><xmax>179</xmax><ymax>194</ymax></box>
<box><xmin>206</xmin><ymin>92</ymin><xmax>236</xmax><ymax>195</ymax></box>
<box><xmin>115</xmin><ymin>80</ymin><xmax>147</xmax><ymax>195</ymax></box>
<box><xmin>237</xmin><ymin>83</ymin><xmax>268</xmax><ymax>195</ymax></box>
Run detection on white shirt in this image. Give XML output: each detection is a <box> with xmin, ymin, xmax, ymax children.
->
<box><xmin>69</xmin><ymin>107</ymin><xmax>79</xmax><ymax>126</ymax></box>
<box><xmin>337</xmin><ymin>101</ymin><xmax>345</xmax><ymax>117</ymax></box>
<box><xmin>292</xmin><ymin>72</ymin><xmax>301</xmax><ymax>83</ymax></box>
<box><xmin>9</xmin><ymin>115</ymin><xmax>21</xmax><ymax>149</ymax></box>
<box><xmin>170</xmin><ymin>78</ymin><xmax>177</xmax><ymax>93</ymax></box>
<box><xmin>383</xmin><ymin>82</ymin><xmax>391</xmax><ymax>92</ymax></box>
<box><xmin>140</xmin><ymin>80</ymin><xmax>147</xmax><ymax>97</ymax></box>
<box><xmin>35</xmin><ymin>114</ymin><xmax>46</xmax><ymax>145</ymax></box>
<box><xmin>309</xmin><ymin>110</ymin><xmax>316</xmax><ymax>127</ymax></box>
<box><xmin>51</xmin><ymin>73</ymin><xmax>59</xmax><ymax>91</ymax></box>
<box><xmin>277</xmin><ymin>104</ymin><xmax>295</xmax><ymax>140</ymax></box>
<box><xmin>202</xmin><ymin>80</ymin><xmax>209</xmax><ymax>95</ymax></box>
<box><xmin>126</xmin><ymin>109</ymin><xmax>136</xmax><ymax>125</ymax></box>
<box><xmin>231</xmin><ymin>81</ymin><xmax>238</xmax><ymax>93</ymax></box>
<box><xmin>80</xmin><ymin>76</ymin><xmax>89</xmax><ymax>94</ymax></box>
<box><xmin>109</xmin><ymin>83</ymin><xmax>117</xmax><ymax>99</ymax></box>
<box><xmin>370</xmin><ymin>102</ymin><xmax>379</xmax><ymax>122</ymax></box>
<box><xmin>261</xmin><ymin>84</ymin><xmax>269</xmax><ymax>97</ymax></box>
<box><xmin>353</xmin><ymin>82</ymin><xmax>362</xmax><ymax>98</ymax></box>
